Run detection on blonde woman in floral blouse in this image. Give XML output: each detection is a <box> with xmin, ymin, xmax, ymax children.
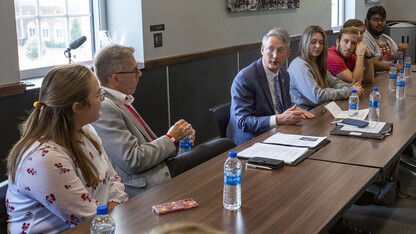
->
<box><xmin>6</xmin><ymin>64</ymin><xmax>128</xmax><ymax>233</ymax></box>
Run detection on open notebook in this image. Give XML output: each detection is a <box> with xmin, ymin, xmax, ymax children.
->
<box><xmin>238</xmin><ymin>133</ymin><xmax>330</xmax><ymax>165</ymax></box>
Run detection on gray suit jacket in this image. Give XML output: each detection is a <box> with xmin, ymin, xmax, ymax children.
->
<box><xmin>91</xmin><ymin>92</ymin><xmax>176</xmax><ymax>192</ymax></box>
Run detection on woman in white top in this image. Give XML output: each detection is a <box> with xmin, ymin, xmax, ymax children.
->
<box><xmin>288</xmin><ymin>25</ymin><xmax>364</xmax><ymax>110</ymax></box>
<box><xmin>6</xmin><ymin>64</ymin><xmax>128</xmax><ymax>233</ymax></box>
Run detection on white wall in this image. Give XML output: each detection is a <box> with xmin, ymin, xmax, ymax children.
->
<box><xmin>141</xmin><ymin>0</ymin><xmax>331</xmax><ymax>60</ymax></box>
<box><xmin>381</xmin><ymin>1</ymin><xmax>416</xmax><ymax>21</ymax></box>
<box><xmin>0</xmin><ymin>1</ymin><xmax>20</xmax><ymax>86</ymax></box>
<box><xmin>3</xmin><ymin>1</ymin><xmax>415</xmax><ymax>86</ymax></box>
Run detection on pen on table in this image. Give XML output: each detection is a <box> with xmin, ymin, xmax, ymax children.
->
<box><xmin>321</xmin><ymin>109</ymin><xmax>326</xmax><ymax>115</ymax></box>
<box><xmin>330</xmin><ymin>120</ymin><xmax>342</xmax><ymax>125</ymax></box>
<box><xmin>246</xmin><ymin>163</ymin><xmax>272</xmax><ymax>170</ymax></box>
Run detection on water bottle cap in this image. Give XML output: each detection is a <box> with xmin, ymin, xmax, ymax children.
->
<box><xmin>97</xmin><ymin>205</ymin><xmax>109</xmax><ymax>215</ymax></box>
<box><xmin>399</xmin><ymin>70</ymin><xmax>404</xmax><ymax>73</ymax></box>
<box><xmin>372</xmin><ymin>87</ymin><xmax>378</xmax><ymax>91</ymax></box>
<box><xmin>228</xmin><ymin>151</ymin><xmax>237</xmax><ymax>158</ymax></box>
<box><xmin>406</xmin><ymin>54</ymin><xmax>410</xmax><ymax>57</ymax></box>
<box><xmin>391</xmin><ymin>64</ymin><xmax>395</xmax><ymax>67</ymax></box>
<box><xmin>351</xmin><ymin>89</ymin><xmax>357</xmax><ymax>93</ymax></box>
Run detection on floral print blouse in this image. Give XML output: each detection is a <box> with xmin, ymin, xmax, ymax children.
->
<box><xmin>6</xmin><ymin>124</ymin><xmax>128</xmax><ymax>233</ymax></box>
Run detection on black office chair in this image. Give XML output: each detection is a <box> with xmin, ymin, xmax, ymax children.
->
<box><xmin>0</xmin><ymin>183</ymin><xmax>8</xmax><ymax>233</ymax></box>
<box><xmin>209</xmin><ymin>103</ymin><xmax>231</xmax><ymax>138</ymax></box>
<box><xmin>399</xmin><ymin>144</ymin><xmax>416</xmax><ymax>198</ymax></box>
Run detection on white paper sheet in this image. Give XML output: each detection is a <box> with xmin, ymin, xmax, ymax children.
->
<box><xmin>325</xmin><ymin>101</ymin><xmax>369</xmax><ymax>120</ymax></box>
<box><xmin>237</xmin><ymin>143</ymin><xmax>309</xmax><ymax>164</ymax></box>
<box><xmin>263</xmin><ymin>132</ymin><xmax>326</xmax><ymax>148</ymax></box>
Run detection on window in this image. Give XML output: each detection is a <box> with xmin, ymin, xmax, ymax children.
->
<box><xmin>14</xmin><ymin>0</ymin><xmax>97</xmax><ymax>79</ymax></box>
<box><xmin>55</xmin><ymin>23</ymin><xmax>64</xmax><ymax>42</ymax></box>
<box><xmin>41</xmin><ymin>23</ymin><xmax>49</xmax><ymax>41</ymax></box>
<box><xmin>331</xmin><ymin>0</ymin><xmax>345</xmax><ymax>29</ymax></box>
<box><xmin>27</xmin><ymin>23</ymin><xmax>36</xmax><ymax>38</ymax></box>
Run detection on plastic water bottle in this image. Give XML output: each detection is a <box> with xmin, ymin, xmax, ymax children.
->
<box><xmin>396</xmin><ymin>70</ymin><xmax>406</xmax><ymax>99</ymax></box>
<box><xmin>178</xmin><ymin>134</ymin><xmax>191</xmax><ymax>154</ymax></box>
<box><xmin>348</xmin><ymin>89</ymin><xmax>359</xmax><ymax>117</ymax></box>
<box><xmin>369</xmin><ymin>87</ymin><xmax>381</xmax><ymax>128</ymax></box>
<box><xmin>404</xmin><ymin>54</ymin><xmax>411</xmax><ymax>79</ymax></box>
<box><xmin>223</xmin><ymin>151</ymin><xmax>241</xmax><ymax>210</ymax></box>
<box><xmin>90</xmin><ymin>205</ymin><xmax>115</xmax><ymax>234</ymax></box>
<box><xmin>389</xmin><ymin>64</ymin><xmax>397</xmax><ymax>91</ymax></box>
<box><xmin>397</xmin><ymin>49</ymin><xmax>404</xmax><ymax>66</ymax></box>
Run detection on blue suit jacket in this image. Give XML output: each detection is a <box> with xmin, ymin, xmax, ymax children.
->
<box><xmin>227</xmin><ymin>58</ymin><xmax>292</xmax><ymax>145</ymax></box>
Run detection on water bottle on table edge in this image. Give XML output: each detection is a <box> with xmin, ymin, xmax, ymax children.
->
<box><xmin>348</xmin><ymin>89</ymin><xmax>359</xmax><ymax>117</ymax></box>
<box><xmin>90</xmin><ymin>205</ymin><xmax>115</xmax><ymax>234</ymax></box>
<box><xmin>397</xmin><ymin>49</ymin><xmax>404</xmax><ymax>66</ymax></box>
<box><xmin>389</xmin><ymin>64</ymin><xmax>397</xmax><ymax>91</ymax></box>
<box><xmin>404</xmin><ymin>54</ymin><xmax>411</xmax><ymax>79</ymax></box>
<box><xmin>178</xmin><ymin>134</ymin><xmax>192</xmax><ymax>154</ymax></box>
<box><xmin>396</xmin><ymin>70</ymin><xmax>406</xmax><ymax>100</ymax></box>
<box><xmin>223</xmin><ymin>151</ymin><xmax>241</xmax><ymax>210</ymax></box>
<box><xmin>369</xmin><ymin>87</ymin><xmax>380</xmax><ymax>128</ymax></box>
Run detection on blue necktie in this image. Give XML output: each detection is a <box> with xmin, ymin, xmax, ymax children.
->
<box><xmin>273</xmin><ymin>75</ymin><xmax>283</xmax><ymax>113</ymax></box>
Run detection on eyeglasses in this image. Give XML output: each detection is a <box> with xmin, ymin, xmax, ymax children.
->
<box><xmin>95</xmin><ymin>88</ymin><xmax>105</xmax><ymax>101</ymax></box>
<box><xmin>265</xmin><ymin>47</ymin><xmax>287</xmax><ymax>55</ymax></box>
<box><xmin>115</xmin><ymin>66</ymin><xmax>141</xmax><ymax>75</ymax></box>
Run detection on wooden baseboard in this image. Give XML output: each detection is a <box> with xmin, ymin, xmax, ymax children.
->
<box><xmin>0</xmin><ymin>82</ymin><xmax>26</xmax><ymax>98</ymax></box>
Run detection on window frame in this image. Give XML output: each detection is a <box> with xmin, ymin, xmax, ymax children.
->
<box><xmin>331</xmin><ymin>0</ymin><xmax>345</xmax><ymax>31</ymax></box>
<box><xmin>15</xmin><ymin>0</ymin><xmax>101</xmax><ymax>80</ymax></box>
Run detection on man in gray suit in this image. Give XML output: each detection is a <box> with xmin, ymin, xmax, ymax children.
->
<box><xmin>92</xmin><ymin>45</ymin><xmax>205</xmax><ymax>197</ymax></box>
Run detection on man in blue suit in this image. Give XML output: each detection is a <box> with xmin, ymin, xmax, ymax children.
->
<box><xmin>227</xmin><ymin>28</ymin><xmax>314</xmax><ymax>145</ymax></box>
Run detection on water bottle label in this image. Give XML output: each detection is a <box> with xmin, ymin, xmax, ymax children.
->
<box><xmin>369</xmin><ymin>100</ymin><xmax>380</xmax><ymax>108</ymax></box>
<box><xmin>179</xmin><ymin>141</ymin><xmax>191</xmax><ymax>149</ymax></box>
<box><xmin>398</xmin><ymin>56</ymin><xmax>403</xmax><ymax>61</ymax></box>
<box><xmin>349</xmin><ymin>103</ymin><xmax>358</xmax><ymax>110</ymax></box>
<box><xmin>224</xmin><ymin>173</ymin><xmax>241</xmax><ymax>186</ymax></box>
<box><xmin>405</xmin><ymin>63</ymin><xmax>411</xmax><ymax>68</ymax></box>
<box><xmin>397</xmin><ymin>81</ymin><xmax>405</xmax><ymax>87</ymax></box>
<box><xmin>389</xmin><ymin>74</ymin><xmax>397</xmax><ymax>79</ymax></box>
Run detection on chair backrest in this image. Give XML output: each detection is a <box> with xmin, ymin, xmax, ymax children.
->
<box><xmin>209</xmin><ymin>103</ymin><xmax>231</xmax><ymax>138</ymax></box>
<box><xmin>0</xmin><ymin>182</ymin><xmax>8</xmax><ymax>233</ymax></box>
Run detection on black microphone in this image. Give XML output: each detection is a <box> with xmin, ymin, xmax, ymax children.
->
<box><xmin>64</xmin><ymin>36</ymin><xmax>87</xmax><ymax>53</ymax></box>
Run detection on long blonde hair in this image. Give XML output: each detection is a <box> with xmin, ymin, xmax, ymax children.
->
<box><xmin>298</xmin><ymin>25</ymin><xmax>329</xmax><ymax>88</ymax></box>
<box><xmin>7</xmin><ymin>64</ymin><xmax>101</xmax><ymax>185</ymax></box>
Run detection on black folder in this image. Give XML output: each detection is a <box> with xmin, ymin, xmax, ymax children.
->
<box><xmin>330</xmin><ymin>122</ymin><xmax>393</xmax><ymax>140</ymax></box>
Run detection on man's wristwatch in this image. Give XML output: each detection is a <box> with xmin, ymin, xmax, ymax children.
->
<box><xmin>364</xmin><ymin>54</ymin><xmax>374</xmax><ymax>59</ymax></box>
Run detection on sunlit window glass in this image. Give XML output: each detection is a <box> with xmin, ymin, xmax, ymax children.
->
<box><xmin>14</xmin><ymin>0</ymin><xmax>93</xmax><ymax>72</ymax></box>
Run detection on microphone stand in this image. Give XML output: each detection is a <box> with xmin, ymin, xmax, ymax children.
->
<box><xmin>64</xmin><ymin>49</ymin><xmax>73</xmax><ymax>64</ymax></box>
<box><xmin>68</xmin><ymin>49</ymin><xmax>72</xmax><ymax>64</ymax></box>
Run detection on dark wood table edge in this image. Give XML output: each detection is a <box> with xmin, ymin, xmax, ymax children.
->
<box><xmin>319</xmin><ymin>165</ymin><xmax>380</xmax><ymax>234</ymax></box>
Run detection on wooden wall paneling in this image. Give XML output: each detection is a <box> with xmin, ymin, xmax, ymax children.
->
<box><xmin>132</xmin><ymin>67</ymin><xmax>169</xmax><ymax>137</ymax></box>
<box><xmin>0</xmin><ymin>89</ymin><xmax>38</xmax><ymax>181</ymax></box>
<box><xmin>168</xmin><ymin>53</ymin><xmax>237</xmax><ymax>144</ymax></box>
<box><xmin>239</xmin><ymin>49</ymin><xmax>262</xmax><ymax>72</ymax></box>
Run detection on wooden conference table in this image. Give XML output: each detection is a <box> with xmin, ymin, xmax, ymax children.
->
<box><xmin>241</xmin><ymin>69</ymin><xmax>416</xmax><ymax>172</ymax></box>
<box><xmin>66</xmin><ymin>70</ymin><xmax>416</xmax><ymax>234</ymax></box>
